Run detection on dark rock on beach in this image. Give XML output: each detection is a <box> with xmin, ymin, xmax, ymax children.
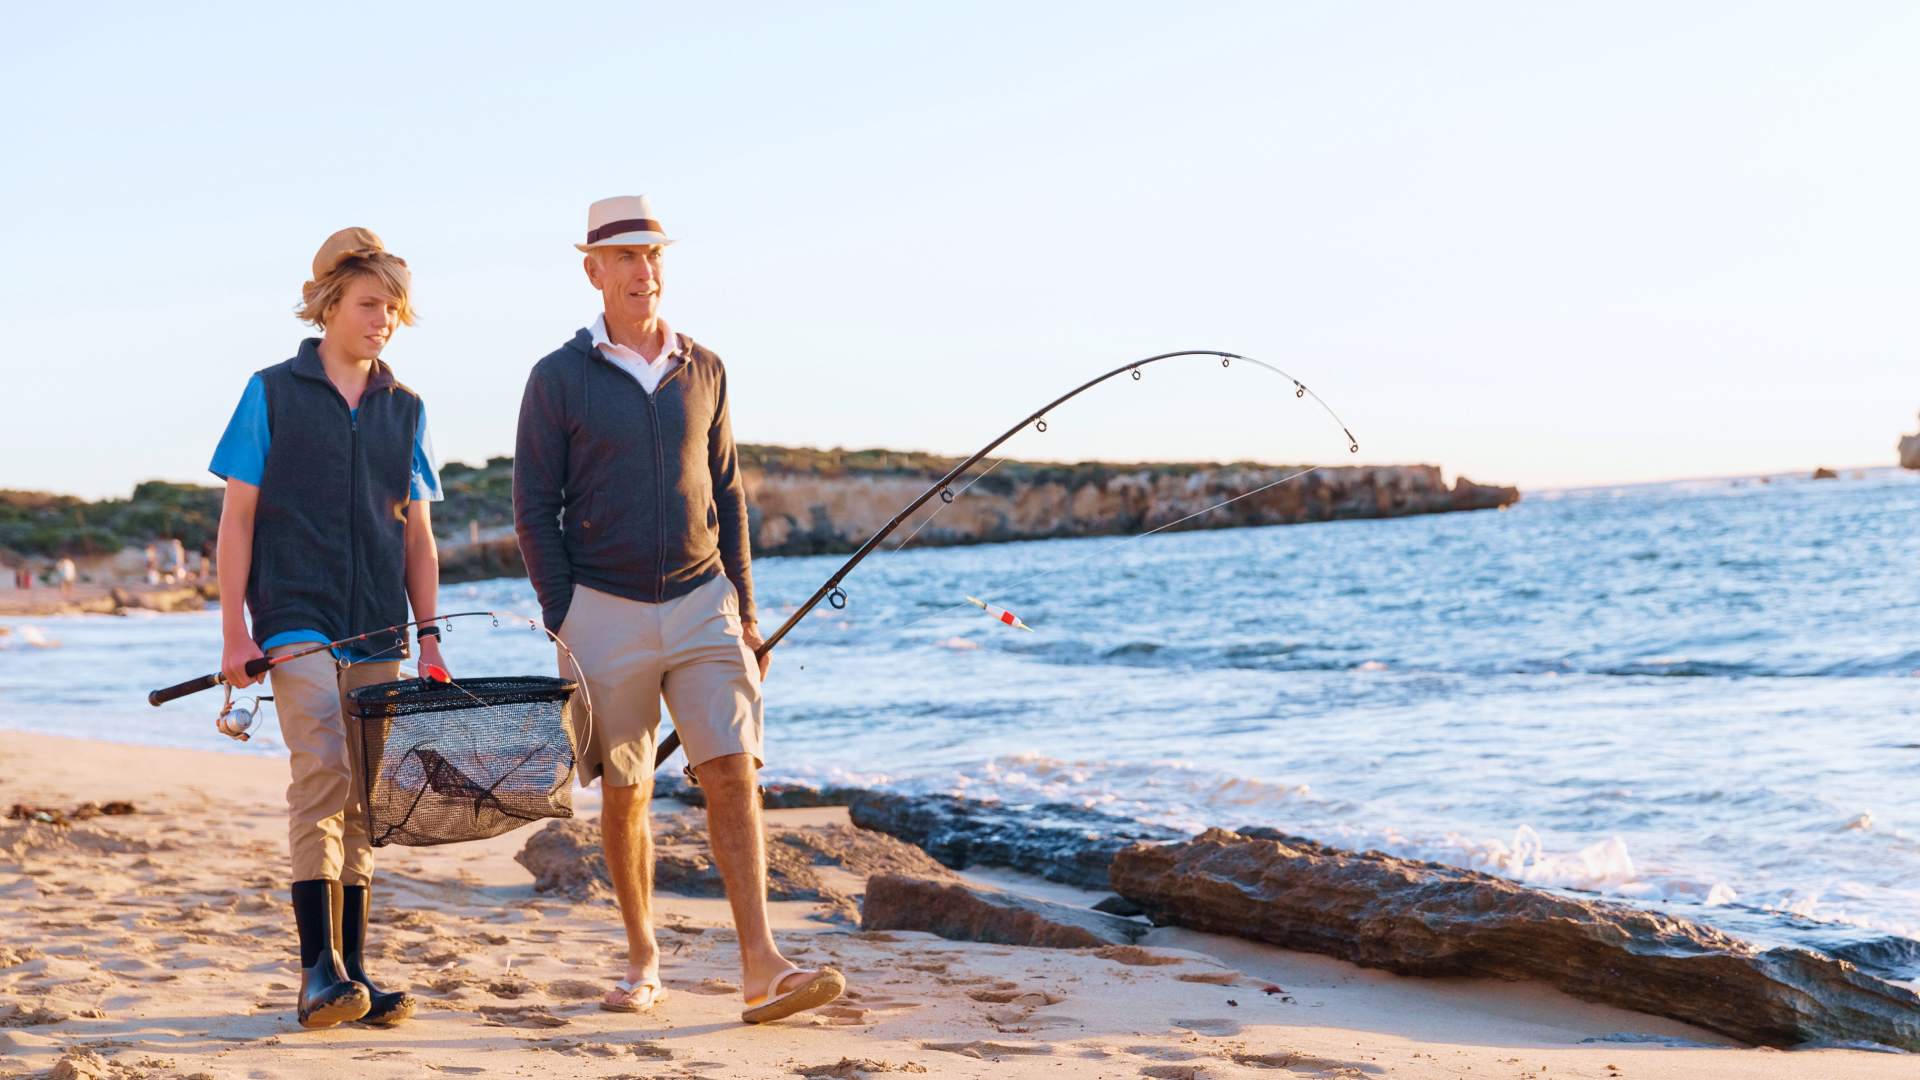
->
<box><xmin>846</xmin><ymin>791</ymin><xmax>1185</xmax><ymax>891</ymax></box>
<box><xmin>653</xmin><ymin>774</ymin><xmax>865</xmax><ymax>810</ymax></box>
<box><xmin>861</xmin><ymin>873</ymin><xmax>1148</xmax><ymax>948</ymax></box>
<box><xmin>1111</xmin><ymin>828</ymin><xmax>1920</xmax><ymax>1051</ymax></box>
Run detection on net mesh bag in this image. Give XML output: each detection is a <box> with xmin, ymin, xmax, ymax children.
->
<box><xmin>346</xmin><ymin>675</ymin><xmax>579</xmax><ymax>847</ymax></box>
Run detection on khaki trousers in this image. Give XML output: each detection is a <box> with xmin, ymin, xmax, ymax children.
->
<box><xmin>269</xmin><ymin>644</ymin><xmax>401</xmax><ymax>885</ymax></box>
<box><xmin>558</xmin><ymin>575</ymin><xmax>764</xmax><ymax>788</ymax></box>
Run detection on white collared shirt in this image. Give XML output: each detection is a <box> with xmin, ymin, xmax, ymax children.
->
<box><xmin>590</xmin><ymin>312</ymin><xmax>681</xmax><ymax>394</ymax></box>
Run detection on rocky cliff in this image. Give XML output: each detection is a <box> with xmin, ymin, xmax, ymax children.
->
<box><xmin>430</xmin><ymin>446</ymin><xmax>1518</xmax><ymax>579</ymax></box>
<box><xmin>739</xmin><ymin>447</ymin><xmax>1518</xmax><ymax>558</ymax></box>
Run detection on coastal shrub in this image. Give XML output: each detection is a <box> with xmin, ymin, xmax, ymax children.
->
<box><xmin>0</xmin><ymin>481</ymin><xmax>221</xmax><ymax>557</ymax></box>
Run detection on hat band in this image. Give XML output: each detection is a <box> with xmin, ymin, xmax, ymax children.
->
<box><xmin>586</xmin><ymin>218</ymin><xmax>665</xmax><ymax>245</ymax></box>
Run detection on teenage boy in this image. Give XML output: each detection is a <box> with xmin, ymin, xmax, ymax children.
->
<box><xmin>515</xmin><ymin>195</ymin><xmax>844</xmax><ymax>1022</ymax></box>
<box><xmin>210</xmin><ymin>228</ymin><xmax>446</xmax><ymax>1029</ymax></box>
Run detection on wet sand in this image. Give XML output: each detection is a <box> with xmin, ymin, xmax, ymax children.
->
<box><xmin>0</xmin><ymin>730</ymin><xmax>1904</xmax><ymax>1079</ymax></box>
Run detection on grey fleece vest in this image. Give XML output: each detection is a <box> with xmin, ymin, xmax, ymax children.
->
<box><xmin>248</xmin><ymin>339</ymin><xmax>419</xmax><ymax>660</ymax></box>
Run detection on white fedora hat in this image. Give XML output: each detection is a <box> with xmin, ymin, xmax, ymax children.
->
<box><xmin>575</xmin><ymin>194</ymin><xmax>678</xmax><ymax>251</ymax></box>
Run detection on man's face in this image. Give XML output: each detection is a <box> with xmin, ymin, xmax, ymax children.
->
<box><xmin>585</xmin><ymin>245</ymin><xmax>664</xmax><ymax>326</ymax></box>
<box><xmin>324</xmin><ymin>275</ymin><xmax>404</xmax><ymax>361</ymax></box>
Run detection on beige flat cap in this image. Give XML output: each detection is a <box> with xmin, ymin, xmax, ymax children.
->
<box><xmin>313</xmin><ymin>227</ymin><xmax>388</xmax><ymax>279</ymax></box>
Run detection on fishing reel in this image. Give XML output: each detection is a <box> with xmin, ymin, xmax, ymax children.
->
<box><xmin>215</xmin><ymin>685</ymin><xmax>272</xmax><ymax>742</ymax></box>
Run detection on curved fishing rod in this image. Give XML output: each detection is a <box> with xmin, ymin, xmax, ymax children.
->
<box><xmin>656</xmin><ymin>348</ymin><xmax>1359</xmax><ymax>768</ymax></box>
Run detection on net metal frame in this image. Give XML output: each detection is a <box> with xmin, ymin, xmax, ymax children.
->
<box><xmin>347</xmin><ymin>673</ymin><xmax>585</xmax><ymax>848</ymax></box>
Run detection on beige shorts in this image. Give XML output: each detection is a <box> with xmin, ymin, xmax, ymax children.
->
<box><xmin>268</xmin><ymin>645</ymin><xmax>401</xmax><ymax>885</ymax></box>
<box><xmin>556</xmin><ymin>575</ymin><xmax>763</xmax><ymax>787</ymax></box>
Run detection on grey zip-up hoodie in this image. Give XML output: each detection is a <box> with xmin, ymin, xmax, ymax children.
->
<box><xmin>513</xmin><ymin>328</ymin><xmax>754</xmax><ymax>633</ymax></box>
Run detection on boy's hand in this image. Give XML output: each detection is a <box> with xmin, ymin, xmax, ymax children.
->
<box><xmin>419</xmin><ymin>636</ymin><xmax>450</xmax><ymax>680</ymax></box>
<box><xmin>223</xmin><ymin>636</ymin><xmax>266</xmax><ymax>689</ymax></box>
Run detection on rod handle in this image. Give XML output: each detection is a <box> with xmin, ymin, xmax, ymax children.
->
<box><xmin>148</xmin><ymin>673</ymin><xmax>221</xmax><ymax>707</ymax></box>
<box><xmin>146</xmin><ymin>657</ymin><xmax>272</xmax><ymax>707</ymax></box>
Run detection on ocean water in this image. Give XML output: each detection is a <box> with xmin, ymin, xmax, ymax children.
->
<box><xmin>5</xmin><ymin>467</ymin><xmax>1919</xmax><ymax>968</ymax></box>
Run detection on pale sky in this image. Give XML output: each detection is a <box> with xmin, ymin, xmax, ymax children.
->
<box><xmin>3</xmin><ymin>3</ymin><xmax>1915</xmax><ymax>498</ymax></box>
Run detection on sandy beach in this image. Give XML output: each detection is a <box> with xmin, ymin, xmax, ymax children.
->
<box><xmin>0</xmin><ymin>731</ymin><xmax>1906</xmax><ymax>1079</ymax></box>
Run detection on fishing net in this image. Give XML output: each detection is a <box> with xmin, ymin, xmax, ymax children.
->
<box><xmin>346</xmin><ymin>675</ymin><xmax>579</xmax><ymax>848</ymax></box>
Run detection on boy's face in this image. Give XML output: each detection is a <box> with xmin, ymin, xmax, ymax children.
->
<box><xmin>585</xmin><ymin>245</ymin><xmax>664</xmax><ymax>327</ymax></box>
<box><xmin>324</xmin><ymin>275</ymin><xmax>405</xmax><ymax>361</ymax></box>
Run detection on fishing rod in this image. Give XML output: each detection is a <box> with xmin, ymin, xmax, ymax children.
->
<box><xmin>148</xmin><ymin>610</ymin><xmax>521</xmax><ymax>706</ymax></box>
<box><xmin>656</xmin><ymin>348</ymin><xmax>1358</xmax><ymax>768</ymax></box>
<box><xmin>149</xmin><ymin>608</ymin><xmax>600</xmax><ymax>763</ymax></box>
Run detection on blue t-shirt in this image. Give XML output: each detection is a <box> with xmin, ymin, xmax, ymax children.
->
<box><xmin>209</xmin><ymin>373</ymin><xmax>443</xmax><ymax>662</ymax></box>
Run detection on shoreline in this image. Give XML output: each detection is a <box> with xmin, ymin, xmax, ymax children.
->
<box><xmin>0</xmin><ymin>581</ymin><xmax>212</xmax><ymax>619</ymax></box>
<box><xmin>9</xmin><ymin>719</ymin><xmax>1920</xmax><ymax>988</ymax></box>
<box><xmin>1</xmin><ymin>731</ymin><xmax>1910</xmax><ymax>1077</ymax></box>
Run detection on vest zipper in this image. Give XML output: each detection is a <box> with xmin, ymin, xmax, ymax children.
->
<box><xmin>348</xmin><ymin>407</ymin><xmax>359</xmax><ymax>656</ymax></box>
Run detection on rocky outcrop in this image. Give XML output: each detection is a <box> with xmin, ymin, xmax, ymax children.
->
<box><xmin>861</xmin><ymin>873</ymin><xmax>1147</xmax><ymax>948</ymax></box>
<box><xmin>108</xmin><ymin>585</ymin><xmax>205</xmax><ymax>613</ymax></box>
<box><xmin>437</xmin><ymin>529</ymin><xmax>525</xmax><ymax>583</ymax></box>
<box><xmin>746</xmin><ymin>458</ymin><xmax>1520</xmax><ymax>558</ymax></box>
<box><xmin>1111</xmin><ymin>828</ymin><xmax>1920</xmax><ymax>1051</ymax></box>
<box><xmin>1900</xmin><ymin>416</ymin><xmax>1920</xmax><ymax>470</ymax></box>
<box><xmin>846</xmin><ymin>791</ymin><xmax>1185</xmax><ymax>891</ymax></box>
<box><xmin>515</xmin><ymin>812</ymin><xmax>959</xmax><ymax>922</ymax></box>
<box><xmin>426</xmin><ymin>448</ymin><xmax>1521</xmax><ymax>577</ymax></box>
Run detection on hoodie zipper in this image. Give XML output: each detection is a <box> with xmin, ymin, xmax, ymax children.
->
<box><xmin>588</xmin><ymin>336</ymin><xmax>685</xmax><ymax>603</ymax></box>
<box><xmin>649</xmin><ymin>345</ymin><xmax>687</xmax><ymax>600</ymax></box>
<box><xmin>648</xmin><ymin>394</ymin><xmax>665</xmax><ymax>600</ymax></box>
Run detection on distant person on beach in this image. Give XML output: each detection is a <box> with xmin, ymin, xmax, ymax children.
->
<box><xmin>208</xmin><ymin>228</ymin><xmax>446</xmax><ymax>1031</ymax></box>
<box><xmin>515</xmin><ymin>195</ymin><xmax>842</xmax><ymax>1023</ymax></box>
<box><xmin>145</xmin><ymin>543</ymin><xmax>159</xmax><ymax>585</ymax></box>
<box><xmin>57</xmin><ymin>557</ymin><xmax>76</xmax><ymax>597</ymax></box>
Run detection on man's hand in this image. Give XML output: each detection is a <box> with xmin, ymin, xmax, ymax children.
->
<box><xmin>223</xmin><ymin>634</ymin><xmax>266</xmax><ymax>690</ymax></box>
<box><xmin>418</xmin><ymin>635</ymin><xmax>451</xmax><ymax>679</ymax></box>
<box><xmin>742</xmin><ymin>622</ymin><xmax>771</xmax><ymax>682</ymax></box>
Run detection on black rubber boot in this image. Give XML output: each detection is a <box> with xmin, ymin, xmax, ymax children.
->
<box><xmin>340</xmin><ymin>883</ymin><xmax>416</xmax><ymax>1025</ymax></box>
<box><xmin>292</xmin><ymin>879</ymin><xmax>371</xmax><ymax>1029</ymax></box>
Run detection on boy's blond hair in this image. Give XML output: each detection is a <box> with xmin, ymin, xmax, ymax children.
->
<box><xmin>297</xmin><ymin>250</ymin><xmax>418</xmax><ymax>330</ymax></box>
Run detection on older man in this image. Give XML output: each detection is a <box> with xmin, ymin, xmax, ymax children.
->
<box><xmin>514</xmin><ymin>195</ymin><xmax>844</xmax><ymax>1023</ymax></box>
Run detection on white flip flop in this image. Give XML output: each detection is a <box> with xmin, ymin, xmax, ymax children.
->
<box><xmin>600</xmin><ymin>976</ymin><xmax>668</xmax><ymax>1013</ymax></box>
<box><xmin>740</xmin><ymin>966</ymin><xmax>846</xmax><ymax>1024</ymax></box>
